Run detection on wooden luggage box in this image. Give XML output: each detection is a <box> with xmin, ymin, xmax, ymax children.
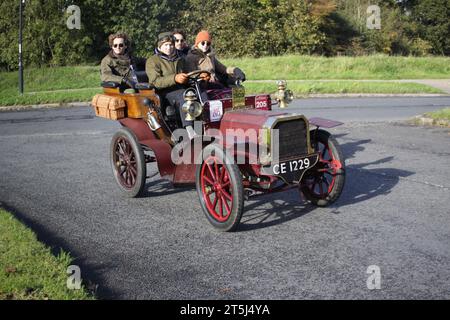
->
<box><xmin>92</xmin><ymin>88</ymin><xmax>160</xmax><ymax>120</ymax></box>
<box><xmin>92</xmin><ymin>94</ymin><xmax>126</xmax><ymax>120</ymax></box>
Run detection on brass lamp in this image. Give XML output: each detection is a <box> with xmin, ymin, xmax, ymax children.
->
<box><xmin>275</xmin><ymin>80</ymin><xmax>294</xmax><ymax>108</ymax></box>
<box><xmin>182</xmin><ymin>89</ymin><xmax>203</xmax><ymax>121</ymax></box>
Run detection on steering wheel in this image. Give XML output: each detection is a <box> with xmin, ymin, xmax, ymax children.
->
<box><xmin>186</xmin><ymin>70</ymin><xmax>211</xmax><ymax>81</ymax></box>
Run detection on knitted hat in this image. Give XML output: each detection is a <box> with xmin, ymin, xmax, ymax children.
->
<box><xmin>157</xmin><ymin>32</ymin><xmax>175</xmax><ymax>48</ymax></box>
<box><xmin>195</xmin><ymin>30</ymin><xmax>212</xmax><ymax>47</ymax></box>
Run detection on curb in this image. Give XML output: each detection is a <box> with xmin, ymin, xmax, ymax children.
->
<box><xmin>0</xmin><ymin>102</ymin><xmax>90</xmax><ymax>112</ymax></box>
<box><xmin>296</xmin><ymin>93</ymin><xmax>449</xmax><ymax>98</ymax></box>
<box><xmin>2</xmin><ymin>93</ymin><xmax>450</xmax><ymax>112</ymax></box>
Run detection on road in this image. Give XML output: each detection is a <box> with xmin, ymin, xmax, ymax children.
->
<box><xmin>1</xmin><ymin>96</ymin><xmax>449</xmax><ymax>299</ymax></box>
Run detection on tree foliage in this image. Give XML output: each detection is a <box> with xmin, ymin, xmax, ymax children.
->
<box><xmin>0</xmin><ymin>0</ymin><xmax>448</xmax><ymax>70</ymax></box>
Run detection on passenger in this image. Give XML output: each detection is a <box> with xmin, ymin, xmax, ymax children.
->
<box><xmin>146</xmin><ymin>32</ymin><xmax>191</xmax><ymax>127</ymax></box>
<box><xmin>172</xmin><ymin>29</ymin><xmax>190</xmax><ymax>57</ymax></box>
<box><xmin>185</xmin><ymin>30</ymin><xmax>246</xmax><ymax>89</ymax></box>
<box><xmin>100</xmin><ymin>32</ymin><xmax>145</xmax><ymax>88</ymax></box>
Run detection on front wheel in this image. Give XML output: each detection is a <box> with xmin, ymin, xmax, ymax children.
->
<box><xmin>196</xmin><ymin>144</ymin><xmax>244</xmax><ymax>232</ymax></box>
<box><xmin>110</xmin><ymin>127</ymin><xmax>146</xmax><ymax>198</ymax></box>
<box><xmin>300</xmin><ymin>129</ymin><xmax>345</xmax><ymax>206</ymax></box>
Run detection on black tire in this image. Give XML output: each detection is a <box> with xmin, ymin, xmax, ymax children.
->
<box><xmin>300</xmin><ymin>129</ymin><xmax>345</xmax><ymax>206</ymax></box>
<box><xmin>196</xmin><ymin>144</ymin><xmax>244</xmax><ymax>232</ymax></box>
<box><xmin>110</xmin><ymin>127</ymin><xmax>146</xmax><ymax>198</ymax></box>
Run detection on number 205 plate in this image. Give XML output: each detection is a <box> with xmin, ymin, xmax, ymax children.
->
<box><xmin>261</xmin><ymin>154</ymin><xmax>319</xmax><ymax>183</ymax></box>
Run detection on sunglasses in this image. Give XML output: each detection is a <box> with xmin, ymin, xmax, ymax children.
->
<box><xmin>113</xmin><ymin>43</ymin><xmax>125</xmax><ymax>48</ymax></box>
<box><xmin>175</xmin><ymin>39</ymin><xmax>185</xmax><ymax>43</ymax></box>
<box><xmin>200</xmin><ymin>41</ymin><xmax>211</xmax><ymax>46</ymax></box>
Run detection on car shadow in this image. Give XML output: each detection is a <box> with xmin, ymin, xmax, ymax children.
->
<box><xmin>237</xmin><ymin>138</ymin><xmax>415</xmax><ymax>232</ymax></box>
<box><xmin>140</xmin><ymin>179</ymin><xmax>195</xmax><ymax>197</ymax></box>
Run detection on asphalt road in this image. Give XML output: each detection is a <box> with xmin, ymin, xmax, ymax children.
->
<box><xmin>1</xmin><ymin>96</ymin><xmax>450</xmax><ymax>299</ymax></box>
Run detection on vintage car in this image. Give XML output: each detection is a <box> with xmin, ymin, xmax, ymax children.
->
<box><xmin>92</xmin><ymin>71</ymin><xmax>345</xmax><ymax>231</ymax></box>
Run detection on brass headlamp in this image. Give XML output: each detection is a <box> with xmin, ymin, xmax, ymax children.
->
<box><xmin>182</xmin><ymin>89</ymin><xmax>203</xmax><ymax>121</ymax></box>
<box><xmin>275</xmin><ymin>80</ymin><xmax>294</xmax><ymax>108</ymax></box>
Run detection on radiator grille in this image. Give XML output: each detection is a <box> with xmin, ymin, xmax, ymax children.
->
<box><xmin>272</xmin><ymin>119</ymin><xmax>308</xmax><ymax>160</ymax></box>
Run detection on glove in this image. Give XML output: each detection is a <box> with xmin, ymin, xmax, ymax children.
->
<box><xmin>233</xmin><ymin>68</ymin><xmax>246</xmax><ymax>82</ymax></box>
<box><xmin>200</xmin><ymin>72</ymin><xmax>211</xmax><ymax>82</ymax></box>
<box><xmin>175</xmin><ymin>73</ymin><xmax>188</xmax><ymax>84</ymax></box>
<box><xmin>122</xmin><ymin>78</ymin><xmax>135</xmax><ymax>88</ymax></box>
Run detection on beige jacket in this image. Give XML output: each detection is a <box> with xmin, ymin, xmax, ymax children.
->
<box><xmin>184</xmin><ymin>48</ymin><xmax>235</xmax><ymax>83</ymax></box>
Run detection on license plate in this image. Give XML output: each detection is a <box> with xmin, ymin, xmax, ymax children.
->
<box><xmin>261</xmin><ymin>154</ymin><xmax>319</xmax><ymax>183</ymax></box>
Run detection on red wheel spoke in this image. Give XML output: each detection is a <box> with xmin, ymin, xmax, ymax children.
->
<box><xmin>129</xmin><ymin>165</ymin><xmax>137</xmax><ymax>176</ymax></box>
<box><xmin>214</xmin><ymin>161</ymin><xmax>220</xmax><ymax>182</ymax></box>
<box><xmin>125</xmin><ymin>169</ymin><xmax>131</xmax><ymax>185</ymax></box>
<box><xmin>212</xmin><ymin>194</ymin><xmax>218</xmax><ymax>210</ymax></box>
<box><xmin>222</xmin><ymin>189</ymin><xmax>232</xmax><ymax>201</ymax></box>
<box><xmin>203</xmin><ymin>175</ymin><xmax>214</xmax><ymax>185</ymax></box>
<box><xmin>130</xmin><ymin>171</ymin><xmax>135</xmax><ymax>185</ymax></box>
<box><xmin>206</xmin><ymin>162</ymin><xmax>216</xmax><ymax>181</ymax></box>
<box><xmin>221</xmin><ymin>181</ymin><xmax>231</xmax><ymax>188</ymax></box>
<box><xmin>219</xmin><ymin>166</ymin><xmax>226</xmax><ymax>183</ymax></box>
<box><xmin>222</xmin><ymin>194</ymin><xmax>231</xmax><ymax>215</ymax></box>
<box><xmin>118</xmin><ymin>142</ymin><xmax>125</xmax><ymax>155</ymax></box>
<box><xmin>218</xmin><ymin>196</ymin><xmax>223</xmax><ymax>217</ymax></box>
<box><xmin>200</xmin><ymin>154</ymin><xmax>235</xmax><ymax>223</ymax></box>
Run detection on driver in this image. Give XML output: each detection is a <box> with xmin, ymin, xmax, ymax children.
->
<box><xmin>100</xmin><ymin>32</ymin><xmax>145</xmax><ymax>88</ymax></box>
<box><xmin>146</xmin><ymin>32</ymin><xmax>192</xmax><ymax>128</ymax></box>
<box><xmin>185</xmin><ymin>30</ymin><xmax>246</xmax><ymax>89</ymax></box>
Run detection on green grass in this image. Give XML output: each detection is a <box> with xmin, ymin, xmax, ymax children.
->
<box><xmin>425</xmin><ymin>108</ymin><xmax>450</xmax><ymax>121</ymax></box>
<box><xmin>245</xmin><ymin>81</ymin><xmax>443</xmax><ymax>95</ymax></box>
<box><xmin>0</xmin><ymin>208</ymin><xmax>93</xmax><ymax>300</ymax></box>
<box><xmin>0</xmin><ymin>81</ymin><xmax>441</xmax><ymax>106</ymax></box>
<box><xmin>223</xmin><ymin>55</ymin><xmax>450</xmax><ymax>80</ymax></box>
<box><xmin>1</xmin><ymin>55</ymin><xmax>449</xmax><ymax>106</ymax></box>
<box><xmin>0</xmin><ymin>65</ymin><xmax>100</xmax><ymax>92</ymax></box>
<box><xmin>0</xmin><ymin>88</ymin><xmax>102</xmax><ymax>106</ymax></box>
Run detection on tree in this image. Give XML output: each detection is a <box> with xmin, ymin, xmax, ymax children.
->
<box><xmin>406</xmin><ymin>0</ymin><xmax>450</xmax><ymax>55</ymax></box>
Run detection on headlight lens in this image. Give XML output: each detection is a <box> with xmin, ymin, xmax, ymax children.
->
<box><xmin>182</xmin><ymin>100</ymin><xmax>203</xmax><ymax>120</ymax></box>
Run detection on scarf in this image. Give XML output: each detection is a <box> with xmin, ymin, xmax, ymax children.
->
<box><xmin>154</xmin><ymin>48</ymin><xmax>180</xmax><ymax>62</ymax></box>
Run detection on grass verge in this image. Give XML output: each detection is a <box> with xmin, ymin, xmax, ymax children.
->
<box><xmin>0</xmin><ymin>82</ymin><xmax>443</xmax><ymax>106</ymax></box>
<box><xmin>245</xmin><ymin>81</ymin><xmax>443</xmax><ymax>95</ymax></box>
<box><xmin>425</xmin><ymin>108</ymin><xmax>450</xmax><ymax>121</ymax></box>
<box><xmin>223</xmin><ymin>54</ymin><xmax>450</xmax><ymax>80</ymax></box>
<box><xmin>0</xmin><ymin>88</ymin><xmax>102</xmax><ymax>106</ymax></box>
<box><xmin>1</xmin><ymin>55</ymin><xmax>449</xmax><ymax>106</ymax></box>
<box><xmin>0</xmin><ymin>208</ymin><xmax>93</xmax><ymax>300</ymax></box>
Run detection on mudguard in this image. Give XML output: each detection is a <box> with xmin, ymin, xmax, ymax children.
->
<box><xmin>308</xmin><ymin>117</ymin><xmax>343</xmax><ymax>128</ymax></box>
<box><xmin>118</xmin><ymin>118</ymin><xmax>175</xmax><ymax>179</ymax></box>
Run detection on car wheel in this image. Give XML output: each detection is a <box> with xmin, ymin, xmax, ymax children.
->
<box><xmin>196</xmin><ymin>144</ymin><xmax>244</xmax><ymax>232</ymax></box>
<box><xmin>300</xmin><ymin>129</ymin><xmax>345</xmax><ymax>206</ymax></box>
<box><xmin>110</xmin><ymin>127</ymin><xmax>146</xmax><ymax>198</ymax></box>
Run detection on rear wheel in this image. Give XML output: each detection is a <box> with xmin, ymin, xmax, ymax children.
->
<box><xmin>196</xmin><ymin>144</ymin><xmax>244</xmax><ymax>232</ymax></box>
<box><xmin>300</xmin><ymin>129</ymin><xmax>345</xmax><ymax>206</ymax></box>
<box><xmin>110</xmin><ymin>128</ymin><xmax>146</xmax><ymax>197</ymax></box>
